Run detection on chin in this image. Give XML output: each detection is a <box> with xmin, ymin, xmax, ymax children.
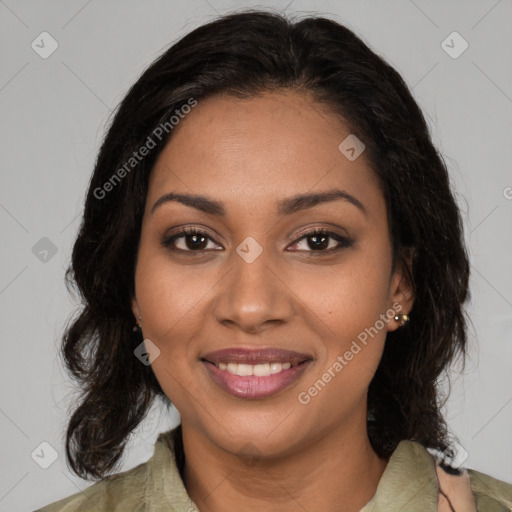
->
<box><xmin>196</xmin><ymin>408</ymin><xmax>309</xmax><ymax>458</ymax></box>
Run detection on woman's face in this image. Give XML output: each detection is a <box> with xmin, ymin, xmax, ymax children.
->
<box><xmin>132</xmin><ymin>89</ymin><xmax>414</xmax><ymax>458</ymax></box>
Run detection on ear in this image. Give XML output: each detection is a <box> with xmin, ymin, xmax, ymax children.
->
<box><xmin>387</xmin><ymin>247</ymin><xmax>415</xmax><ymax>332</ymax></box>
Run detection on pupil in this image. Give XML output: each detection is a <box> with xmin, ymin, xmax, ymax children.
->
<box><xmin>187</xmin><ymin>234</ymin><xmax>207</xmax><ymax>250</ymax></box>
<box><xmin>309</xmin><ymin>235</ymin><xmax>328</xmax><ymax>250</ymax></box>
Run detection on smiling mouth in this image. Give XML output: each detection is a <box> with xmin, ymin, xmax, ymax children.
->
<box><xmin>200</xmin><ymin>347</ymin><xmax>313</xmax><ymax>399</ymax></box>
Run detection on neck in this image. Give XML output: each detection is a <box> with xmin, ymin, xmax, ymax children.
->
<box><xmin>180</xmin><ymin>418</ymin><xmax>388</xmax><ymax>512</ymax></box>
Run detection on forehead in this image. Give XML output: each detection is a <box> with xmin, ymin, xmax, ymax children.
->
<box><xmin>148</xmin><ymin>90</ymin><xmax>382</xmax><ymax>217</ymax></box>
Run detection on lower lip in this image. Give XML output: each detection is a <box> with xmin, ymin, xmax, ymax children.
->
<box><xmin>202</xmin><ymin>361</ymin><xmax>311</xmax><ymax>399</ymax></box>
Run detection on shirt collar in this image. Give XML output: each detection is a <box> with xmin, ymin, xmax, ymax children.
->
<box><xmin>360</xmin><ymin>439</ymin><xmax>439</xmax><ymax>511</ymax></box>
<box><xmin>146</xmin><ymin>427</ymin><xmax>197</xmax><ymax>511</ymax></box>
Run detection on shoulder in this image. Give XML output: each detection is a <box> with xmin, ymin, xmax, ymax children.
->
<box><xmin>34</xmin><ymin>427</ymin><xmax>193</xmax><ymax>512</ymax></box>
<box><xmin>34</xmin><ymin>458</ymin><xmax>148</xmax><ymax>512</ymax></box>
<box><xmin>467</xmin><ymin>467</ymin><xmax>512</xmax><ymax>511</ymax></box>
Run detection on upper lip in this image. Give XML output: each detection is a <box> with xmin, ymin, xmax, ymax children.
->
<box><xmin>201</xmin><ymin>347</ymin><xmax>313</xmax><ymax>367</ymax></box>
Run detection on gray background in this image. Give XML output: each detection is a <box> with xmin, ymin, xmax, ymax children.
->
<box><xmin>1</xmin><ymin>0</ymin><xmax>511</xmax><ymax>510</ymax></box>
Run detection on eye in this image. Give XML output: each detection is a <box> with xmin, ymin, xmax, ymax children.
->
<box><xmin>288</xmin><ymin>228</ymin><xmax>353</xmax><ymax>254</ymax></box>
<box><xmin>161</xmin><ymin>227</ymin><xmax>353</xmax><ymax>254</ymax></box>
<box><xmin>161</xmin><ymin>227</ymin><xmax>222</xmax><ymax>253</ymax></box>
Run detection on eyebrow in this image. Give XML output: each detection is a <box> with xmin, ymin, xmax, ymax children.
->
<box><xmin>150</xmin><ymin>188</ymin><xmax>367</xmax><ymax>217</ymax></box>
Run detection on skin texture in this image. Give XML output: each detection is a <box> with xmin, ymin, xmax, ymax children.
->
<box><xmin>131</xmin><ymin>89</ymin><xmax>415</xmax><ymax>512</ymax></box>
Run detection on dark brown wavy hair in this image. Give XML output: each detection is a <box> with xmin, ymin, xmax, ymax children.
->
<box><xmin>61</xmin><ymin>9</ymin><xmax>471</xmax><ymax>480</ymax></box>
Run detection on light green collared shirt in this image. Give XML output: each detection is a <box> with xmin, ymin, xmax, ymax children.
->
<box><xmin>35</xmin><ymin>427</ymin><xmax>512</xmax><ymax>511</ymax></box>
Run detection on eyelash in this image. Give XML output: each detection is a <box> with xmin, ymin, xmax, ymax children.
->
<box><xmin>161</xmin><ymin>226</ymin><xmax>353</xmax><ymax>255</ymax></box>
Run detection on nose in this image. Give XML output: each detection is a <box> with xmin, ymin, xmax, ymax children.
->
<box><xmin>212</xmin><ymin>246</ymin><xmax>296</xmax><ymax>334</ymax></box>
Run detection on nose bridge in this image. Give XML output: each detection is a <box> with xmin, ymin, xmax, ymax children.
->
<box><xmin>233</xmin><ymin>238</ymin><xmax>273</xmax><ymax>294</ymax></box>
<box><xmin>213</xmin><ymin>236</ymin><xmax>294</xmax><ymax>330</ymax></box>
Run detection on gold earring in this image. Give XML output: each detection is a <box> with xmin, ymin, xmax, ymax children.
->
<box><xmin>394</xmin><ymin>312</ymin><xmax>410</xmax><ymax>327</ymax></box>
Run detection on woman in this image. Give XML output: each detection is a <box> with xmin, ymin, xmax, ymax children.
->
<box><xmin>36</xmin><ymin>9</ymin><xmax>512</xmax><ymax>512</ymax></box>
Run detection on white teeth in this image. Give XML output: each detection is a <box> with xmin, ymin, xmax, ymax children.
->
<box><xmin>253</xmin><ymin>363</ymin><xmax>270</xmax><ymax>376</ymax></box>
<box><xmin>216</xmin><ymin>361</ymin><xmax>293</xmax><ymax>376</ymax></box>
<box><xmin>270</xmin><ymin>362</ymin><xmax>281</xmax><ymax>374</ymax></box>
<box><xmin>237</xmin><ymin>364</ymin><xmax>253</xmax><ymax>376</ymax></box>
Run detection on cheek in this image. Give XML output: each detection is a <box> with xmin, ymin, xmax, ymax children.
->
<box><xmin>290</xmin><ymin>248</ymin><xmax>392</xmax><ymax>340</ymax></box>
<box><xmin>133</xmin><ymin>244</ymin><xmax>226</xmax><ymax>400</ymax></box>
<box><xmin>134</xmin><ymin>252</ymin><xmax>205</xmax><ymax>411</ymax></box>
<box><xmin>135</xmin><ymin>246</ymin><xmax>211</xmax><ymax>341</ymax></box>
<box><xmin>290</xmin><ymin>244</ymin><xmax>391</xmax><ymax>397</ymax></box>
